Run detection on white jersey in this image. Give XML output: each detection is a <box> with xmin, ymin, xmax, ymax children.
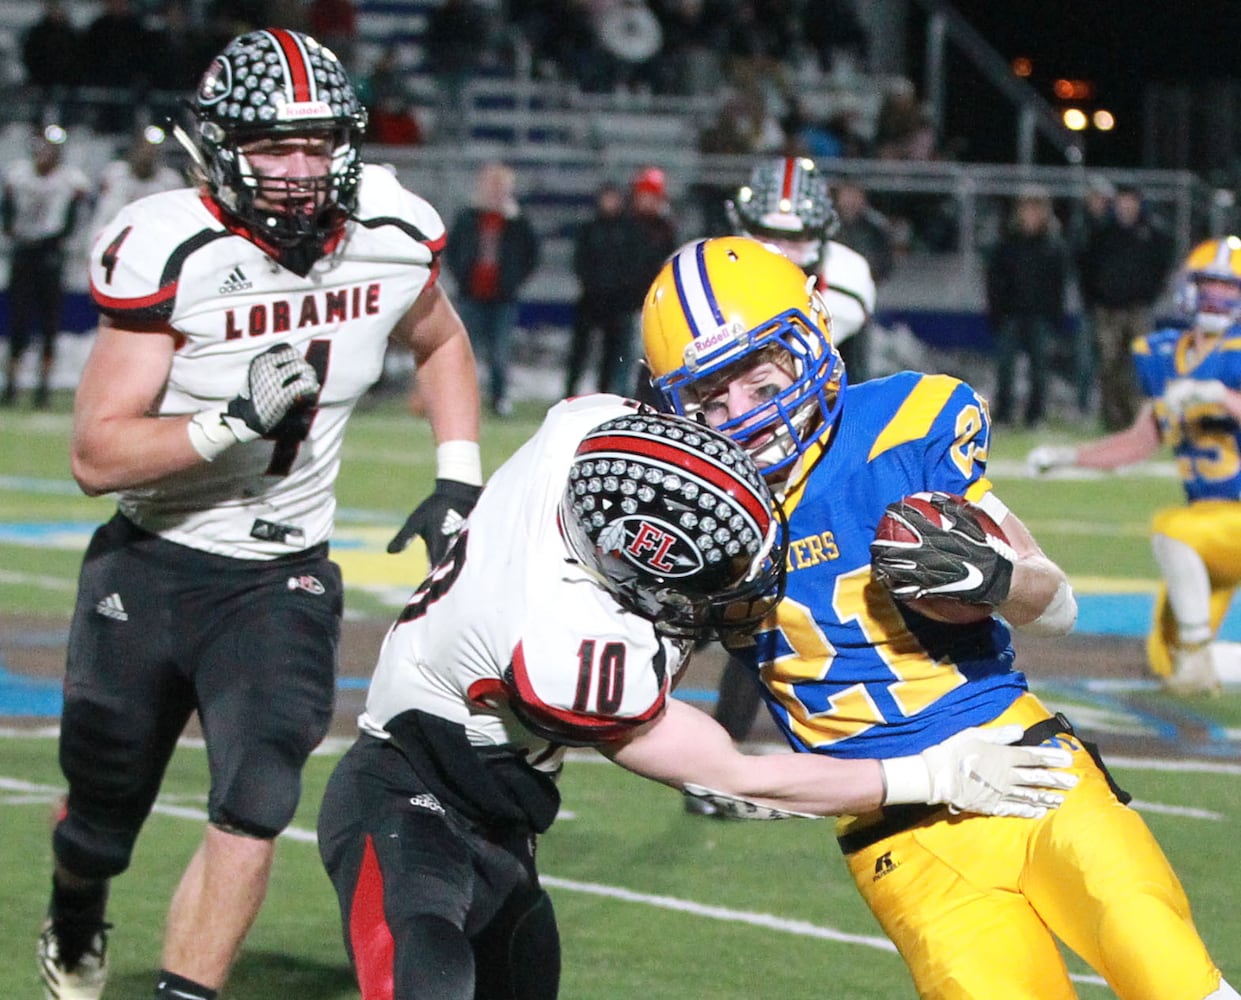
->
<box><xmin>89</xmin><ymin>160</ymin><xmax>183</xmax><ymax>241</ymax></box>
<box><xmin>360</xmin><ymin>395</ymin><xmax>691</xmax><ymax>763</ymax></box>
<box><xmin>816</xmin><ymin>239</ymin><xmax>875</xmax><ymax>344</ymax></box>
<box><xmin>88</xmin><ymin>164</ymin><xmax>446</xmax><ymax>558</ymax></box>
<box><xmin>3</xmin><ymin>159</ymin><xmax>90</xmax><ymax>243</ymax></box>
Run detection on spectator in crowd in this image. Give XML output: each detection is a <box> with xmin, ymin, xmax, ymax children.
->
<box><xmin>425</xmin><ymin>0</ymin><xmax>490</xmax><ymax>139</ymax></box>
<box><xmin>445</xmin><ymin>162</ymin><xmax>541</xmax><ymax>417</ymax></box>
<box><xmin>318</xmin><ymin>398</ymin><xmax>1075</xmax><ymax>1000</ymax></box>
<box><xmin>798</xmin><ymin>0</ymin><xmax>870</xmax><ymax>75</ymax></box>
<box><xmin>565</xmin><ymin>181</ymin><xmax>646</xmax><ymax>397</ymax></box>
<box><xmin>1029</xmin><ymin>236</ymin><xmax>1241</xmax><ymax>696</ymax></box>
<box><xmin>308</xmin><ymin>0</ymin><xmax>358</xmax><ymax>72</ymax></box>
<box><xmin>21</xmin><ymin>2</ymin><xmax>82</xmax><ymax>97</ymax></box>
<box><xmin>82</xmin><ymin>0</ymin><xmax>156</xmax><ymax>133</ymax></box>
<box><xmin>833</xmin><ymin>179</ymin><xmax>894</xmax><ymax>283</ymax></box>
<box><xmin>626</xmin><ymin>166</ymin><xmax>679</xmax><ymax>391</ymax></box>
<box><xmin>150</xmin><ymin>0</ymin><xmax>219</xmax><ymax>94</ymax></box>
<box><xmin>1077</xmin><ymin>183</ymin><xmax>1176</xmax><ymax>430</ymax></box>
<box><xmin>984</xmin><ymin>185</ymin><xmax>1071</xmax><ymax>428</ymax></box>
<box><xmin>1068</xmin><ymin>174</ymin><xmax>1116</xmax><ymax>417</ymax></box>
<box><xmin>1</xmin><ymin>126</ymin><xmax>90</xmax><ymax>408</ymax></box>
<box><xmin>89</xmin><ymin>127</ymin><xmax>183</xmax><ymax>242</ymax></box>
<box><xmin>36</xmin><ymin>30</ymin><xmax>483</xmax><ymax>1000</ymax></box>
<box><xmin>356</xmin><ymin>45</ymin><xmax>424</xmax><ymax>146</ymax></box>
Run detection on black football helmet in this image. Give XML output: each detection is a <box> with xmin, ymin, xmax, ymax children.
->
<box><xmin>560</xmin><ymin>411</ymin><xmax>786</xmax><ymax>640</ymax></box>
<box><xmin>184</xmin><ymin>28</ymin><xmax>367</xmax><ymax>252</ymax></box>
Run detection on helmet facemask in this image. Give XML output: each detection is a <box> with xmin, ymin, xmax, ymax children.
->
<box><xmin>201</xmin><ymin>121</ymin><xmax>363</xmax><ymax>250</ymax></box>
<box><xmin>656</xmin><ymin>299</ymin><xmax>845</xmax><ymax>483</ymax></box>
<box><xmin>1174</xmin><ymin>236</ymin><xmax>1241</xmax><ymax>333</ymax></box>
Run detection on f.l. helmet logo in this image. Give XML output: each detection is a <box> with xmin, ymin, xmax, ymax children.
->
<box><xmin>627</xmin><ymin>521</ymin><xmax>676</xmax><ymax>572</ymax></box>
<box><xmin>598</xmin><ymin>517</ymin><xmax>703</xmax><ymax>578</ymax></box>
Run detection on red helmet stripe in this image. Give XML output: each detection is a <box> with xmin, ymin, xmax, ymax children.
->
<box><xmin>264</xmin><ymin>28</ymin><xmax>314</xmax><ymax>103</ymax></box>
<box><xmin>780</xmin><ymin>157</ymin><xmax>798</xmax><ymax>202</ymax></box>
<box><xmin>577</xmin><ymin>432</ymin><xmax>770</xmax><ymax>527</ymax></box>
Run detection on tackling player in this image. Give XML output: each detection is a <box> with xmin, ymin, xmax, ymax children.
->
<box><xmin>317</xmin><ymin>398</ymin><xmax>1078</xmax><ymax>1000</ymax></box>
<box><xmin>641</xmin><ymin>236</ymin><xmax>1239</xmax><ymax>1000</ymax></box>
<box><xmin>1030</xmin><ymin>235</ymin><xmax>1241</xmax><ymax>695</ymax></box>
<box><xmin>39</xmin><ymin>29</ymin><xmax>482</xmax><ymax>1000</ymax></box>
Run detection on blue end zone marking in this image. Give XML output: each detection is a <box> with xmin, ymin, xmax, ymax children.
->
<box><xmin>0</xmin><ymin>666</ymin><xmax>63</xmax><ymax>716</ymax></box>
<box><xmin>1076</xmin><ymin>593</ymin><xmax>1241</xmax><ymax>642</ymax></box>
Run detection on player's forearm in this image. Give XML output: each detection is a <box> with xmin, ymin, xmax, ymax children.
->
<box><xmin>605</xmin><ymin>698</ymin><xmax>886</xmax><ymax>816</ymax></box>
<box><xmin>71</xmin><ymin>414</ymin><xmax>209</xmax><ymax>495</ymax></box>
<box><xmin>416</xmin><ymin>330</ymin><xmax>481</xmax><ymax>447</ymax></box>
<box><xmin>1001</xmin><ymin>554</ymin><xmax>1070</xmax><ymax>627</ymax></box>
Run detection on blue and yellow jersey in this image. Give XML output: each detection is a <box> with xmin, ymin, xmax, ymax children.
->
<box><xmin>749</xmin><ymin>371</ymin><xmax>1027</xmax><ymax>759</ymax></box>
<box><xmin>1134</xmin><ymin>326</ymin><xmax>1241</xmax><ymax>503</ymax></box>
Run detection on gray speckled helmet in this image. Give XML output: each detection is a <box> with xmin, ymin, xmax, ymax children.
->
<box><xmin>726</xmin><ymin>157</ymin><xmax>840</xmax><ymax>274</ymax></box>
<box><xmin>191</xmin><ymin>29</ymin><xmax>367</xmax><ymax>249</ymax></box>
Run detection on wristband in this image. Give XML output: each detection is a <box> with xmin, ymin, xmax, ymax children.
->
<box><xmin>879</xmin><ymin>755</ymin><xmax>933</xmax><ymax>805</ymax></box>
<box><xmin>187</xmin><ymin>406</ymin><xmax>258</xmax><ymax>461</ymax></box>
<box><xmin>436</xmin><ymin>440</ymin><xmax>483</xmax><ymax>486</ymax></box>
<box><xmin>1017</xmin><ymin>578</ymin><xmax>1078</xmax><ymax>635</ymax></box>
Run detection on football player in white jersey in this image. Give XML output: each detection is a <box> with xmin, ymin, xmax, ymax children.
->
<box><xmin>728</xmin><ymin>156</ymin><xmax>877</xmax><ymax>371</ymax></box>
<box><xmin>317</xmin><ymin>398</ymin><xmax>1077</xmax><ymax>1000</ymax></box>
<box><xmin>39</xmin><ymin>29</ymin><xmax>482</xmax><ymax>1000</ymax></box>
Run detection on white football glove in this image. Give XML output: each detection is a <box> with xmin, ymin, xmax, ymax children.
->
<box><xmin>1026</xmin><ymin>444</ymin><xmax>1077</xmax><ymax>476</ymax></box>
<box><xmin>881</xmin><ymin>724</ymin><xmax>1078</xmax><ymax>819</ymax></box>
<box><xmin>681</xmin><ymin>784</ymin><xmax>823</xmax><ymax>821</ymax></box>
<box><xmin>1164</xmin><ymin>377</ymin><xmax>1228</xmax><ymax>416</ymax></box>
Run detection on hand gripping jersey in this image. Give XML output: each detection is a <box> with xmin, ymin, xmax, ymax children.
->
<box><xmin>1134</xmin><ymin>325</ymin><xmax>1241</xmax><ymax>502</ymax></box>
<box><xmin>360</xmin><ymin>395</ymin><xmax>691</xmax><ymax>765</ymax></box>
<box><xmin>748</xmin><ymin>371</ymin><xmax>1026</xmax><ymax>759</ymax></box>
<box><xmin>815</xmin><ymin>239</ymin><xmax>875</xmax><ymax>344</ymax></box>
<box><xmin>88</xmin><ymin>164</ymin><xmax>445</xmax><ymax>558</ymax></box>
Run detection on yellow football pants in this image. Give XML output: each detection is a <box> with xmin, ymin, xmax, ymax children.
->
<box><xmin>840</xmin><ymin>694</ymin><xmax>1223</xmax><ymax>999</ymax></box>
<box><xmin>1145</xmin><ymin>500</ymin><xmax>1241</xmax><ymax>678</ymax></box>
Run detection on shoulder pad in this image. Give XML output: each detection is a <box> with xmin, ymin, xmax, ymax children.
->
<box><xmin>88</xmin><ymin>192</ymin><xmax>229</xmax><ymax>325</ymax></box>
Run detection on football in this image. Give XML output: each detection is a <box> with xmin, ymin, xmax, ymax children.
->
<box><xmin>872</xmin><ymin>492</ymin><xmax>1009</xmax><ymax>625</ymax></box>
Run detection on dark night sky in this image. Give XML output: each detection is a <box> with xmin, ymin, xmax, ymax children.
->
<box><xmin>930</xmin><ymin>1</ymin><xmax>1241</xmax><ymax>166</ymax></box>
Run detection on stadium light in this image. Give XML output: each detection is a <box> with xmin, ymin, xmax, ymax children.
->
<box><xmin>1062</xmin><ymin>108</ymin><xmax>1088</xmax><ymax>131</ymax></box>
<box><xmin>1012</xmin><ymin>56</ymin><xmax>1033</xmax><ymax>77</ymax></box>
<box><xmin>1092</xmin><ymin>109</ymin><xmax>1115</xmax><ymax>131</ymax></box>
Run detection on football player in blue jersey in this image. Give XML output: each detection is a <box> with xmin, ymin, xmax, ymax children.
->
<box><xmin>642</xmin><ymin>235</ymin><xmax>1238</xmax><ymax>1000</ymax></box>
<box><xmin>1030</xmin><ymin>235</ymin><xmax>1241</xmax><ymax>696</ymax></box>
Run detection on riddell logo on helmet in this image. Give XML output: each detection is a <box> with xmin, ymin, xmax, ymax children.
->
<box><xmin>686</xmin><ymin>322</ymin><xmax>743</xmax><ymax>364</ymax></box>
<box><xmin>278</xmin><ymin>101</ymin><xmax>334</xmax><ymax>120</ymax></box>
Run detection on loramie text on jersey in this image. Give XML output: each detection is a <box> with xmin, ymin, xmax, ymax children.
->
<box><xmin>224</xmin><ymin>282</ymin><xmax>382</xmax><ymax>339</ymax></box>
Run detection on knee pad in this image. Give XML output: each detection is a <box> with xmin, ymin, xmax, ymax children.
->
<box><xmin>475</xmin><ymin>888</ymin><xmax>560</xmax><ymax>1000</ymax></box>
<box><xmin>53</xmin><ymin>810</ymin><xmax>141</xmax><ymax>880</ymax></box>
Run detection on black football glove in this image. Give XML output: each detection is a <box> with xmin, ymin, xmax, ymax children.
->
<box><xmin>869</xmin><ymin>493</ymin><xmax>1015</xmax><ymax>607</ymax></box>
<box><xmin>387</xmin><ymin>478</ymin><xmax>483</xmax><ymax>565</ymax></box>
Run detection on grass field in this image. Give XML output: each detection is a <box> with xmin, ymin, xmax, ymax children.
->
<box><xmin>2</xmin><ymin>387</ymin><xmax>1239</xmax><ymax>998</ymax></box>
